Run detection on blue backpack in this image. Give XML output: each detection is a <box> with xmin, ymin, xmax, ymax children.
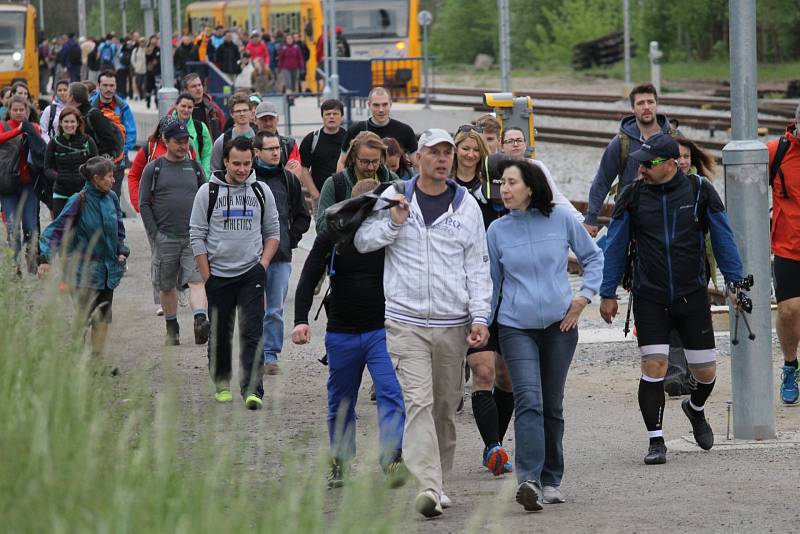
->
<box><xmin>99</xmin><ymin>43</ymin><xmax>115</xmax><ymax>69</ymax></box>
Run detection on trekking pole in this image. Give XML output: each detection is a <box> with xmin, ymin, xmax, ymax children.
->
<box><xmin>623</xmin><ymin>293</ymin><xmax>633</xmax><ymax>337</ymax></box>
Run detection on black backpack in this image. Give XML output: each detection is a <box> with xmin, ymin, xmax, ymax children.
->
<box><xmin>0</xmin><ymin>121</ymin><xmax>22</xmax><ymax>195</ymax></box>
<box><xmin>85</xmin><ymin>108</ymin><xmax>123</xmax><ymax>162</ymax></box>
<box><xmin>769</xmin><ymin>135</ymin><xmax>791</xmax><ymax>198</ymax></box>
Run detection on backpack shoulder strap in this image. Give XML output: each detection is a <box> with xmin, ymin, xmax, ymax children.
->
<box><xmin>618</xmin><ymin>132</ymin><xmax>630</xmax><ymax>178</ymax></box>
<box><xmin>150</xmin><ymin>156</ymin><xmax>164</xmax><ymax>193</ymax></box>
<box><xmin>193</xmin><ymin>119</ymin><xmax>205</xmax><ymax>155</ymax></box>
<box><xmin>310</xmin><ymin>128</ymin><xmax>322</xmax><ymax>156</ymax></box>
<box><xmin>47</xmin><ymin>104</ymin><xmax>58</xmax><ymax>137</ymax></box>
<box><xmin>206</xmin><ymin>182</ymin><xmax>219</xmax><ymax>223</ymax></box>
<box><xmin>251</xmin><ymin>182</ymin><xmax>266</xmax><ymax>225</ymax></box>
<box><xmin>689</xmin><ymin>173</ymin><xmax>709</xmax><ymax>230</ymax></box>
<box><xmin>770</xmin><ymin>135</ymin><xmax>791</xmax><ymax>198</ymax></box>
<box><xmin>188</xmin><ymin>158</ymin><xmax>204</xmax><ymax>188</ymax></box>
<box><xmin>333</xmin><ymin>173</ymin><xmax>347</xmax><ymax>203</ymax></box>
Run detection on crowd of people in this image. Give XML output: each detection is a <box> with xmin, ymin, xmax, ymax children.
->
<box><xmin>5</xmin><ymin>55</ymin><xmax>797</xmax><ymax>519</ymax></box>
<box><xmin>37</xmin><ymin>25</ymin><xmax>350</xmax><ymax>109</ymax></box>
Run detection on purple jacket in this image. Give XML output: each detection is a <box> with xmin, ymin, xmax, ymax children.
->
<box><xmin>278</xmin><ymin>44</ymin><xmax>305</xmax><ymax>71</ymax></box>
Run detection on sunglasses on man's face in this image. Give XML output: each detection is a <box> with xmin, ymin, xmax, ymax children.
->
<box><xmin>641</xmin><ymin>157</ymin><xmax>668</xmax><ymax>169</ymax></box>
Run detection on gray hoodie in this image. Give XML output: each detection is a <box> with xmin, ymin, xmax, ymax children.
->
<box><xmin>190</xmin><ymin>170</ymin><xmax>280</xmax><ymax>278</ymax></box>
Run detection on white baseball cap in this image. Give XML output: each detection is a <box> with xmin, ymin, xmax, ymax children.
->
<box><xmin>418</xmin><ymin>128</ymin><xmax>455</xmax><ymax>148</ymax></box>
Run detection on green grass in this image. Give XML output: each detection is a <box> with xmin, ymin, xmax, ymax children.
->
<box><xmin>0</xmin><ymin>263</ymin><xmax>409</xmax><ymax>533</ymax></box>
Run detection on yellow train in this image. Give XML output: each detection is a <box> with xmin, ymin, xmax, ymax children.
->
<box><xmin>0</xmin><ymin>1</ymin><xmax>40</xmax><ymax>97</ymax></box>
<box><xmin>186</xmin><ymin>0</ymin><xmax>421</xmax><ymax>96</ymax></box>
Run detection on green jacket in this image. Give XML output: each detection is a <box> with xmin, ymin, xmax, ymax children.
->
<box><xmin>173</xmin><ymin>112</ymin><xmax>212</xmax><ymax>176</ymax></box>
<box><xmin>315</xmin><ymin>164</ymin><xmax>398</xmax><ymax>235</ymax></box>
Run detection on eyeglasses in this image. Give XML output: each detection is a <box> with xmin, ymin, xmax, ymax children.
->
<box><xmin>356</xmin><ymin>158</ymin><xmax>381</xmax><ymax>167</ymax></box>
<box><xmin>457</xmin><ymin>124</ymin><xmax>483</xmax><ymax>134</ymax></box>
<box><xmin>231</xmin><ymin>108</ymin><xmax>250</xmax><ymax>115</ymax></box>
<box><xmin>641</xmin><ymin>157</ymin><xmax>668</xmax><ymax>169</ymax></box>
<box><xmin>259</xmin><ymin>145</ymin><xmax>281</xmax><ymax>152</ymax></box>
<box><xmin>503</xmin><ymin>138</ymin><xmax>525</xmax><ymax>145</ymax></box>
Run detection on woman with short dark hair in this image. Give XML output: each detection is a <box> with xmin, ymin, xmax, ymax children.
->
<box><xmin>487</xmin><ymin>158</ymin><xmax>603</xmax><ymax>512</ymax></box>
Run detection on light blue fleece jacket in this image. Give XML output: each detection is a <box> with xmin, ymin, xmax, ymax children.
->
<box><xmin>487</xmin><ymin>205</ymin><xmax>604</xmax><ymax>330</ymax></box>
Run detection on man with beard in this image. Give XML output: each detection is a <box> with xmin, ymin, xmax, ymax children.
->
<box><xmin>583</xmin><ymin>83</ymin><xmax>674</xmax><ymax>237</ymax></box>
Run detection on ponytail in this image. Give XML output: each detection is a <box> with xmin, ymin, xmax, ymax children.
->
<box><xmin>80</xmin><ymin>156</ymin><xmax>114</xmax><ymax>182</ymax></box>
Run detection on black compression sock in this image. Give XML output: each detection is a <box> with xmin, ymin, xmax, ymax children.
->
<box><xmin>638</xmin><ymin>377</ymin><xmax>665</xmax><ymax>438</ymax></box>
<box><xmin>786</xmin><ymin>359</ymin><xmax>798</xmax><ymax>368</ymax></box>
<box><xmin>689</xmin><ymin>378</ymin><xmax>716</xmax><ymax>410</ymax></box>
<box><xmin>493</xmin><ymin>387</ymin><xmax>514</xmax><ymax>443</ymax></box>
<box><xmin>471</xmin><ymin>390</ymin><xmax>500</xmax><ymax>449</ymax></box>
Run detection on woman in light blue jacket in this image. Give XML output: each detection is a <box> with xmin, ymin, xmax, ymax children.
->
<box><xmin>487</xmin><ymin>158</ymin><xmax>603</xmax><ymax>513</ymax></box>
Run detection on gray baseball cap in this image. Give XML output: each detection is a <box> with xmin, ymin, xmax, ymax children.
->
<box><xmin>255</xmin><ymin>101</ymin><xmax>278</xmax><ymax>118</ymax></box>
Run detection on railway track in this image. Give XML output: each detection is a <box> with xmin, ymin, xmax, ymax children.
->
<box><xmin>430</xmin><ymin>86</ymin><xmax>798</xmax><ymax>118</ymax></box>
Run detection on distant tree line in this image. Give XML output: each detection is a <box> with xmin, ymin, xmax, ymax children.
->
<box><xmin>426</xmin><ymin>0</ymin><xmax>800</xmax><ymax>66</ymax></box>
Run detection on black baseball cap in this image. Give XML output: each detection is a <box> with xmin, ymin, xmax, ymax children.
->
<box><xmin>163</xmin><ymin>121</ymin><xmax>190</xmax><ymax>140</ymax></box>
<box><xmin>629</xmin><ymin>133</ymin><xmax>680</xmax><ymax>161</ymax></box>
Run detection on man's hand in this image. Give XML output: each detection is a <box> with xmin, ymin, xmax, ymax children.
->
<box><xmin>292</xmin><ymin>324</ymin><xmax>311</xmax><ymax>344</ymax></box>
<box><xmin>560</xmin><ymin>296</ymin><xmax>589</xmax><ymax>332</ymax></box>
<box><xmin>583</xmin><ymin>223</ymin><xmax>599</xmax><ymax>237</ymax></box>
<box><xmin>389</xmin><ymin>194</ymin><xmax>410</xmax><ymax>225</ymax></box>
<box><xmin>467</xmin><ymin>323</ymin><xmax>489</xmax><ymax>348</ymax></box>
<box><xmin>37</xmin><ymin>263</ymin><xmax>50</xmax><ymax>279</ymax></box>
<box><xmin>600</xmin><ymin>298</ymin><xmax>618</xmax><ymax>324</ymax></box>
<box><xmin>260</xmin><ymin>259</ymin><xmax>270</xmax><ymax>271</ymax></box>
<box><xmin>285</xmin><ymin>159</ymin><xmax>301</xmax><ymax>174</ymax></box>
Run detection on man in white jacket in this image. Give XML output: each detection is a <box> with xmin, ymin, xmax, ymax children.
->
<box><xmin>354</xmin><ymin>129</ymin><xmax>492</xmax><ymax>518</ymax></box>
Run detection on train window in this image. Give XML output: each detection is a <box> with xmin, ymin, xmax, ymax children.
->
<box><xmin>0</xmin><ymin>13</ymin><xmax>25</xmax><ymax>51</ymax></box>
<box><xmin>269</xmin><ymin>12</ymin><xmax>301</xmax><ymax>35</ymax></box>
<box><xmin>334</xmin><ymin>0</ymin><xmax>408</xmax><ymax>39</ymax></box>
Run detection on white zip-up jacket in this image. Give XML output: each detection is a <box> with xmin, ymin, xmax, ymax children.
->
<box><xmin>354</xmin><ymin>176</ymin><xmax>492</xmax><ymax>328</ymax></box>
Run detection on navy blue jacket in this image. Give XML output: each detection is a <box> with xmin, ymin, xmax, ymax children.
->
<box><xmin>586</xmin><ymin>114</ymin><xmax>672</xmax><ymax>225</ymax></box>
<box><xmin>600</xmin><ymin>171</ymin><xmax>744</xmax><ymax>304</ymax></box>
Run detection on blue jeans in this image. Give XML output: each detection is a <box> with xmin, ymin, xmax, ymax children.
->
<box><xmin>262</xmin><ymin>261</ymin><xmax>291</xmax><ymax>364</ymax></box>
<box><xmin>499</xmin><ymin>322</ymin><xmax>578</xmax><ymax>486</ymax></box>
<box><xmin>0</xmin><ymin>183</ymin><xmax>39</xmax><ymax>259</ymax></box>
<box><xmin>326</xmin><ymin>328</ymin><xmax>405</xmax><ymax>465</ymax></box>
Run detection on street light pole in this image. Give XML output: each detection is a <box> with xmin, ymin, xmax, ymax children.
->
<box><xmin>623</xmin><ymin>0</ymin><xmax>631</xmax><ymax>92</ymax></box>
<box><xmin>100</xmin><ymin>0</ymin><xmax>106</xmax><ymax>36</ymax></box>
<box><xmin>327</xmin><ymin>0</ymin><xmax>338</xmax><ymax>99</ymax></box>
<box><xmin>78</xmin><ymin>0</ymin><xmax>87</xmax><ymax>39</ymax></box>
<box><xmin>157</xmin><ymin>0</ymin><xmax>178</xmax><ymax>115</ymax></box>
<box><xmin>142</xmin><ymin>0</ymin><xmax>155</xmax><ymax>37</ymax></box>
<box><xmin>497</xmin><ymin>0</ymin><xmax>511</xmax><ymax>92</ymax></box>
<box><xmin>723</xmin><ymin>0</ymin><xmax>775</xmax><ymax>441</ymax></box>
<box><xmin>121</xmin><ymin>0</ymin><xmax>127</xmax><ymax>35</ymax></box>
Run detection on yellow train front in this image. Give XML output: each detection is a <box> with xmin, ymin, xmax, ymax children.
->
<box><xmin>185</xmin><ymin>0</ymin><xmax>421</xmax><ymax>99</ymax></box>
<box><xmin>0</xmin><ymin>1</ymin><xmax>40</xmax><ymax>97</ymax></box>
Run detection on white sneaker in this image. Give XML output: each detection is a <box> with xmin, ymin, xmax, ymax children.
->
<box><xmin>178</xmin><ymin>289</ymin><xmax>188</xmax><ymax>307</ymax></box>
<box><xmin>542</xmin><ymin>485</ymin><xmax>565</xmax><ymax>504</ymax></box>
<box><xmin>156</xmin><ymin>306</ymin><xmax>164</xmax><ymax>316</ymax></box>
<box><xmin>440</xmin><ymin>492</ymin><xmax>452</xmax><ymax>508</ymax></box>
<box><xmin>414</xmin><ymin>489</ymin><xmax>443</xmax><ymax>518</ymax></box>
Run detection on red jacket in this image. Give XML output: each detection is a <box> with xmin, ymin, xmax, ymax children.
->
<box><xmin>128</xmin><ymin>138</ymin><xmax>197</xmax><ymax>211</ymax></box>
<box><xmin>278</xmin><ymin>43</ymin><xmax>305</xmax><ymax>71</ymax></box>
<box><xmin>0</xmin><ymin>120</ymin><xmax>42</xmax><ymax>185</ymax></box>
<box><xmin>769</xmin><ymin>124</ymin><xmax>800</xmax><ymax>261</ymax></box>
<box><xmin>246</xmin><ymin>41</ymin><xmax>269</xmax><ymax>65</ymax></box>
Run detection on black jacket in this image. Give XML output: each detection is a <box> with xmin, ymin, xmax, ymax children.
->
<box><xmin>215</xmin><ymin>41</ymin><xmax>241</xmax><ymax>75</ymax></box>
<box><xmin>253</xmin><ymin>161</ymin><xmax>310</xmax><ymax>263</ymax></box>
<box><xmin>44</xmin><ymin>133</ymin><xmax>98</xmax><ymax>196</ymax></box>
<box><xmin>173</xmin><ymin>43</ymin><xmax>199</xmax><ymax>73</ymax></box>
<box><xmin>601</xmin><ymin>170</ymin><xmax>745</xmax><ymax>304</ymax></box>
<box><xmin>78</xmin><ymin>102</ymin><xmax>122</xmax><ymax>161</ymax></box>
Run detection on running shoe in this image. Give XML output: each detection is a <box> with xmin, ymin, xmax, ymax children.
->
<box><xmin>780</xmin><ymin>365</ymin><xmax>799</xmax><ymax>404</ymax></box>
<box><xmin>194</xmin><ymin>315</ymin><xmax>210</xmax><ymax>345</ymax></box>
<box><xmin>542</xmin><ymin>485</ymin><xmax>566</xmax><ymax>504</ymax></box>
<box><xmin>483</xmin><ymin>444</ymin><xmax>509</xmax><ymax>477</ymax></box>
<box><xmin>440</xmin><ymin>492</ymin><xmax>452</xmax><ymax>509</ymax></box>
<box><xmin>156</xmin><ymin>306</ymin><xmax>164</xmax><ymax>316</ymax></box>
<box><xmin>383</xmin><ymin>458</ymin><xmax>410</xmax><ymax>489</ymax></box>
<box><xmin>643</xmin><ymin>441</ymin><xmax>667</xmax><ymax>465</ymax></box>
<box><xmin>369</xmin><ymin>383</ymin><xmax>377</xmax><ymax>403</ymax></box>
<box><xmin>414</xmin><ymin>490</ymin><xmax>443</xmax><ymax>518</ymax></box>
<box><xmin>214</xmin><ymin>389</ymin><xmax>233</xmax><ymax>403</ymax></box>
<box><xmin>264</xmin><ymin>362</ymin><xmax>281</xmax><ymax>375</ymax></box>
<box><xmin>165</xmin><ymin>321</ymin><xmax>180</xmax><ymax>346</ymax></box>
<box><xmin>515</xmin><ymin>480</ymin><xmax>543</xmax><ymax>512</ymax></box>
<box><xmin>245</xmin><ymin>394</ymin><xmax>263</xmax><ymax>410</ymax></box>
<box><xmin>681</xmin><ymin>399</ymin><xmax>714</xmax><ymax>450</ymax></box>
<box><xmin>178</xmin><ymin>289</ymin><xmax>188</xmax><ymax>307</ymax></box>
<box><xmin>327</xmin><ymin>459</ymin><xmax>345</xmax><ymax>489</ymax></box>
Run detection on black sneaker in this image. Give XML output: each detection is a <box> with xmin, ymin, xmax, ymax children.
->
<box><xmin>644</xmin><ymin>441</ymin><xmax>667</xmax><ymax>465</ymax></box>
<box><xmin>516</xmin><ymin>480</ymin><xmax>543</xmax><ymax>512</ymax></box>
<box><xmin>194</xmin><ymin>315</ymin><xmax>210</xmax><ymax>345</ymax></box>
<box><xmin>681</xmin><ymin>398</ymin><xmax>714</xmax><ymax>450</ymax></box>
<box><xmin>664</xmin><ymin>378</ymin><xmax>683</xmax><ymax>397</ymax></box>
<box><xmin>165</xmin><ymin>320</ymin><xmax>180</xmax><ymax>346</ymax></box>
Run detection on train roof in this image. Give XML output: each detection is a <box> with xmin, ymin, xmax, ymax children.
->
<box><xmin>185</xmin><ymin>1</ymin><xmax>226</xmax><ymax>11</ymax></box>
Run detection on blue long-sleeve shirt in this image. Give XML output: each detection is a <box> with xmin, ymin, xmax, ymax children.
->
<box><xmin>89</xmin><ymin>93</ymin><xmax>138</xmax><ymax>154</ymax></box>
<box><xmin>488</xmin><ymin>205</ymin><xmax>604</xmax><ymax>330</ymax></box>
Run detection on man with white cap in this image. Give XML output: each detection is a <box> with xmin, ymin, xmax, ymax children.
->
<box><xmin>354</xmin><ymin>128</ymin><xmax>492</xmax><ymax>518</ymax></box>
<box><xmin>254</xmin><ymin>100</ymin><xmax>301</xmax><ymax>170</ymax></box>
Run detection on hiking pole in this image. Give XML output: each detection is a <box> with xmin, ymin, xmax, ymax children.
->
<box><xmin>623</xmin><ymin>293</ymin><xmax>633</xmax><ymax>337</ymax></box>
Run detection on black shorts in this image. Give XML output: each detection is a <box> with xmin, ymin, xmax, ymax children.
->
<box><xmin>774</xmin><ymin>255</ymin><xmax>800</xmax><ymax>303</ymax></box>
<box><xmin>467</xmin><ymin>320</ymin><xmax>500</xmax><ymax>356</ymax></box>
<box><xmin>74</xmin><ymin>288</ymin><xmax>114</xmax><ymax>324</ymax></box>
<box><xmin>633</xmin><ymin>289</ymin><xmax>716</xmax><ymax>366</ymax></box>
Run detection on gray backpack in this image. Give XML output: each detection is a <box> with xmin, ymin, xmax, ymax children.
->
<box><xmin>0</xmin><ymin>121</ymin><xmax>22</xmax><ymax>195</ymax></box>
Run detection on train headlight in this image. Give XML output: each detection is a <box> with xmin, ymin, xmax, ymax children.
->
<box><xmin>395</xmin><ymin>41</ymin><xmax>405</xmax><ymax>51</ymax></box>
<box><xmin>12</xmin><ymin>52</ymin><xmax>22</xmax><ymax>62</ymax></box>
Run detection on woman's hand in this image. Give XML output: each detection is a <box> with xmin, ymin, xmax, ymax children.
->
<box><xmin>560</xmin><ymin>296</ymin><xmax>589</xmax><ymax>332</ymax></box>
